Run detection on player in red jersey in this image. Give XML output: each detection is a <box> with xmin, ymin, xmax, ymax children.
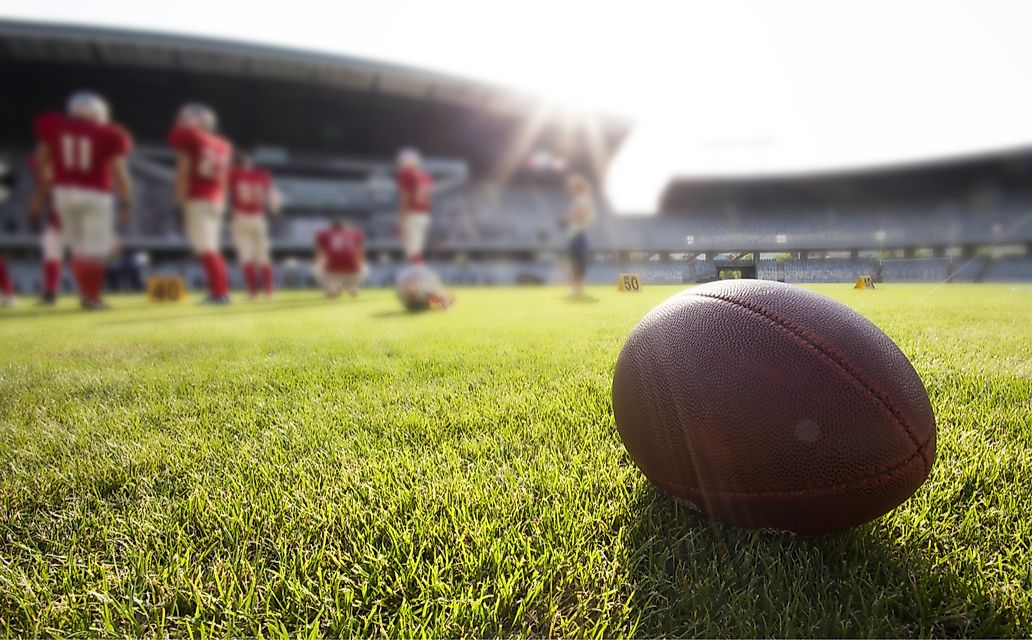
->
<box><xmin>27</xmin><ymin>155</ymin><xmax>64</xmax><ymax>305</ymax></box>
<box><xmin>395</xmin><ymin>148</ymin><xmax>432</xmax><ymax>264</ymax></box>
<box><xmin>33</xmin><ymin>91</ymin><xmax>134</xmax><ymax>310</ymax></box>
<box><xmin>228</xmin><ymin>153</ymin><xmax>279</xmax><ymax>300</ymax></box>
<box><xmin>0</xmin><ymin>164</ymin><xmax>13</xmax><ymax>307</ymax></box>
<box><xmin>314</xmin><ymin>218</ymin><xmax>367</xmax><ymax>298</ymax></box>
<box><xmin>0</xmin><ymin>257</ymin><xmax>13</xmax><ymax>307</ymax></box>
<box><xmin>168</xmin><ymin>102</ymin><xmax>233</xmax><ymax>304</ymax></box>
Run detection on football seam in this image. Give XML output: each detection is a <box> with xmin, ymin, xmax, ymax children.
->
<box><xmin>655</xmin><ymin>438</ymin><xmax>933</xmax><ymax>498</ymax></box>
<box><xmin>689</xmin><ymin>291</ymin><xmax>929</xmax><ymax>476</ymax></box>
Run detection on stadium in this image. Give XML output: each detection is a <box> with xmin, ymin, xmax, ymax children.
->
<box><xmin>1</xmin><ymin>12</ymin><xmax>1031</xmax><ymax>639</ymax></box>
<box><xmin>3</xmin><ymin>21</ymin><xmax>1031</xmax><ymax>292</ymax></box>
<box><xmin>0</xmin><ymin>20</ymin><xmax>631</xmax><ymax>291</ymax></box>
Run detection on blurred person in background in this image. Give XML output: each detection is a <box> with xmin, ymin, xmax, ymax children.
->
<box><xmin>0</xmin><ymin>163</ymin><xmax>12</xmax><ymax>307</ymax></box>
<box><xmin>313</xmin><ymin>218</ymin><xmax>367</xmax><ymax>298</ymax></box>
<box><xmin>28</xmin><ymin>155</ymin><xmax>63</xmax><ymax>305</ymax></box>
<box><xmin>228</xmin><ymin>152</ymin><xmax>279</xmax><ymax>300</ymax></box>
<box><xmin>169</xmin><ymin>102</ymin><xmax>233</xmax><ymax>304</ymax></box>
<box><xmin>563</xmin><ymin>174</ymin><xmax>595</xmax><ymax>297</ymax></box>
<box><xmin>0</xmin><ymin>256</ymin><xmax>13</xmax><ymax>306</ymax></box>
<box><xmin>105</xmin><ymin>240</ymin><xmax>144</xmax><ymax>292</ymax></box>
<box><xmin>33</xmin><ymin>91</ymin><xmax>134</xmax><ymax>310</ymax></box>
<box><xmin>395</xmin><ymin>148</ymin><xmax>432</xmax><ymax>264</ymax></box>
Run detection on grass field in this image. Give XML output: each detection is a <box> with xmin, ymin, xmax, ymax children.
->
<box><xmin>1</xmin><ymin>283</ymin><xmax>1030</xmax><ymax>637</ymax></box>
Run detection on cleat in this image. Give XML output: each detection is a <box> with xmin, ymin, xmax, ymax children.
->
<box><xmin>36</xmin><ymin>292</ymin><xmax>57</xmax><ymax>307</ymax></box>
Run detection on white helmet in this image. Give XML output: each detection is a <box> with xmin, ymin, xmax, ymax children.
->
<box><xmin>397</xmin><ymin>147</ymin><xmax>421</xmax><ymax>169</ymax></box>
<box><xmin>67</xmin><ymin>91</ymin><xmax>110</xmax><ymax>123</ymax></box>
<box><xmin>177</xmin><ymin>102</ymin><xmax>217</xmax><ymax>132</ymax></box>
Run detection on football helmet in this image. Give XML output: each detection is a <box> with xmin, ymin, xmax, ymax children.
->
<box><xmin>67</xmin><ymin>91</ymin><xmax>110</xmax><ymax>123</ymax></box>
<box><xmin>177</xmin><ymin>102</ymin><xmax>217</xmax><ymax>132</ymax></box>
<box><xmin>397</xmin><ymin>147</ymin><xmax>422</xmax><ymax>169</ymax></box>
<box><xmin>396</xmin><ymin>264</ymin><xmax>450</xmax><ymax>312</ymax></box>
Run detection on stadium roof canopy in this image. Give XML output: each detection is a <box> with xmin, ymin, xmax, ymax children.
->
<box><xmin>0</xmin><ymin>20</ymin><xmax>630</xmax><ymax>176</ymax></box>
<box><xmin>661</xmin><ymin>145</ymin><xmax>1032</xmax><ymax>215</ymax></box>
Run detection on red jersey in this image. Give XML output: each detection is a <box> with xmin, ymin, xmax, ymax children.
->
<box><xmin>396</xmin><ymin>167</ymin><xmax>432</xmax><ymax>213</ymax></box>
<box><xmin>33</xmin><ymin>112</ymin><xmax>133</xmax><ymax>192</ymax></box>
<box><xmin>27</xmin><ymin>156</ymin><xmax>61</xmax><ymax>229</ymax></box>
<box><xmin>316</xmin><ymin>226</ymin><xmax>364</xmax><ymax>273</ymax></box>
<box><xmin>228</xmin><ymin>167</ymin><xmax>273</xmax><ymax>215</ymax></box>
<box><xmin>167</xmin><ymin>125</ymin><xmax>232</xmax><ymax>202</ymax></box>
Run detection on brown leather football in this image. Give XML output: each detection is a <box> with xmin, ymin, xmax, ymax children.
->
<box><xmin>612</xmin><ymin>280</ymin><xmax>936</xmax><ymax>534</ymax></box>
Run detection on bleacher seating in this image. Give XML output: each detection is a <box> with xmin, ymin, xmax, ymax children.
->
<box><xmin>950</xmin><ymin>257</ymin><xmax>988</xmax><ymax>282</ymax></box>
<box><xmin>587</xmin><ymin>205</ymin><xmax>1032</xmax><ymax>253</ymax></box>
<box><xmin>4</xmin><ymin>143</ymin><xmax>1032</xmax><ymax>289</ymax></box>
<box><xmin>758</xmin><ymin>258</ymin><xmax>877</xmax><ymax>283</ymax></box>
<box><xmin>880</xmin><ymin>259</ymin><xmax>950</xmax><ymax>282</ymax></box>
<box><xmin>985</xmin><ymin>256</ymin><xmax>1032</xmax><ymax>281</ymax></box>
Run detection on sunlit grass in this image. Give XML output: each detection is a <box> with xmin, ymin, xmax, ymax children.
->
<box><xmin>1</xmin><ymin>283</ymin><xmax>1029</xmax><ymax>636</ymax></box>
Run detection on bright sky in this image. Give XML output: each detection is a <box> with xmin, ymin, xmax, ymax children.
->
<box><xmin>3</xmin><ymin>0</ymin><xmax>1032</xmax><ymax>210</ymax></box>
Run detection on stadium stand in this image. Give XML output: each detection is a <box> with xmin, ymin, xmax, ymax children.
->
<box><xmin>985</xmin><ymin>256</ymin><xmax>1032</xmax><ymax>281</ymax></box>
<box><xmin>757</xmin><ymin>258</ymin><xmax>878</xmax><ymax>283</ymax></box>
<box><xmin>1</xmin><ymin>19</ymin><xmax>1030</xmax><ymax>289</ymax></box>
<box><xmin>880</xmin><ymin>259</ymin><xmax>950</xmax><ymax>282</ymax></box>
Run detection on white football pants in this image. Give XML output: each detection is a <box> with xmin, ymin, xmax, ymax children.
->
<box><xmin>231</xmin><ymin>213</ymin><xmax>270</xmax><ymax>264</ymax></box>
<box><xmin>185</xmin><ymin>200</ymin><xmax>224</xmax><ymax>254</ymax></box>
<box><xmin>53</xmin><ymin>187</ymin><xmax>113</xmax><ymax>259</ymax></box>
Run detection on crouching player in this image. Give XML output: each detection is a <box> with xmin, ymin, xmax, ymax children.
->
<box><xmin>28</xmin><ymin>155</ymin><xmax>63</xmax><ymax>305</ymax></box>
<box><xmin>228</xmin><ymin>153</ymin><xmax>279</xmax><ymax>300</ymax></box>
<box><xmin>395</xmin><ymin>148</ymin><xmax>432</xmax><ymax>264</ymax></box>
<box><xmin>169</xmin><ymin>103</ymin><xmax>233</xmax><ymax>304</ymax></box>
<box><xmin>33</xmin><ymin>91</ymin><xmax>134</xmax><ymax>310</ymax></box>
<box><xmin>314</xmin><ymin>219</ymin><xmax>366</xmax><ymax>298</ymax></box>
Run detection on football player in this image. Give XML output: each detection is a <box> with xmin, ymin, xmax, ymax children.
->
<box><xmin>33</xmin><ymin>91</ymin><xmax>134</xmax><ymax>310</ymax></box>
<box><xmin>28</xmin><ymin>155</ymin><xmax>63</xmax><ymax>305</ymax></box>
<box><xmin>168</xmin><ymin>102</ymin><xmax>233</xmax><ymax>304</ymax></box>
<box><xmin>0</xmin><ymin>163</ymin><xmax>14</xmax><ymax>307</ymax></box>
<box><xmin>395</xmin><ymin>148</ymin><xmax>432</xmax><ymax>264</ymax></box>
<box><xmin>314</xmin><ymin>218</ymin><xmax>366</xmax><ymax>298</ymax></box>
<box><xmin>0</xmin><ymin>256</ymin><xmax>13</xmax><ymax>307</ymax></box>
<box><xmin>228</xmin><ymin>153</ymin><xmax>279</xmax><ymax>300</ymax></box>
<box><xmin>563</xmin><ymin>174</ymin><xmax>595</xmax><ymax>297</ymax></box>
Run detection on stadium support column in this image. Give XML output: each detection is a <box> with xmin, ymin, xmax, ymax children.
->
<box><xmin>903</xmin><ymin>246</ymin><xmax>916</xmax><ymax>259</ymax></box>
<box><xmin>850</xmin><ymin>249</ymin><xmax>859</xmax><ymax>260</ymax></box>
<box><xmin>933</xmin><ymin>246</ymin><xmax>945</xmax><ymax>258</ymax></box>
<box><xmin>1027</xmin><ymin>241</ymin><xmax>1032</xmax><ymax>257</ymax></box>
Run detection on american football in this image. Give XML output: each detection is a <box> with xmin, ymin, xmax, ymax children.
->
<box><xmin>613</xmin><ymin>280</ymin><xmax>936</xmax><ymax>534</ymax></box>
<box><xmin>0</xmin><ymin>1</ymin><xmax>1030</xmax><ymax>637</ymax></box>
